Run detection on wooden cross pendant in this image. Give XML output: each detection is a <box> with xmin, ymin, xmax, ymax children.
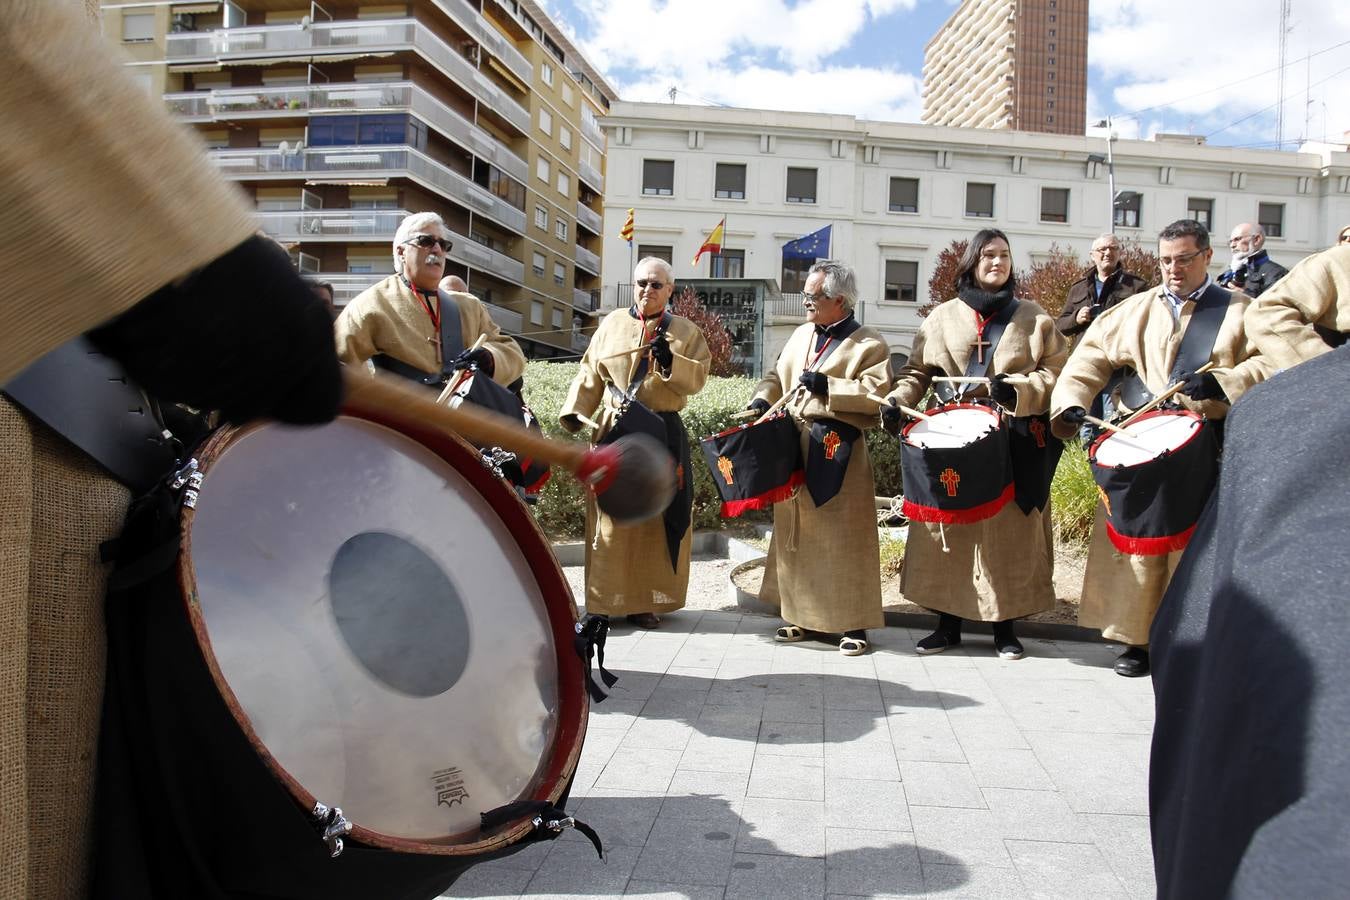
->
<box><xmin>972</xmin><ymin>333</ymin><xmax>991</xmax><ymax>364</ymax></box>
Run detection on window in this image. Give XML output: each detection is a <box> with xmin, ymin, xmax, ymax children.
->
<box><xmin>559</xmin><ymin>126</ymin><xmax>572</xmax><ymax>151</ymax></box>
<box><xmin>1047</xmin><ymin>115</ymin><xmax>1055</xmax><ymax>124</ymax></box>
<box><xmin>308</xmin><ymin>114</ymin><xmax>417</xmax><ymax>147</ymax></box>
<box><xmin>785</xmin><ymin>167</ymin><xmax>817</xmax><ymax>204</ymax></box>
<box><xmin>636</xmin><ymin>244</ymin><xmax>673</xmax><ymax>264</ymax></box>
<box><xmin>472</xmin><ymin>160</ymin><xmax>526</xmax><ymax>211</ymax></box>
<box><xmin>541</xmin><ymin>63</ymin><xmax>554</xmax><ymax>87</ymax></box>
<box><xmin>780</xmin><ymin>257</ymin><xmax>815</xmax><ymax>294</ymax></box>
<box><xmin>710</xmin><ymin>249</ymin><xmax>745</xmax><ymax>278</ymax></box>
<box><xmin>1048</xmin><ymin>86</ymin><xmax>1055</xmax><ymax>95</ymax></box>
<box><xmin>538</xmin><ymin>107</ymin><xmax>552</xmax><ymax>136</ymax></box>
<box><xmin>1049</xmin><ymin>29</ymin><xmax>1056</xmax><ymax>36</ymax></box>
<box><xmin>555</xmin><ymin>219</ymin><xmax>567</xmax><ymax>241</ymax></box>
<box><xmin>557</xmin><ymin>171</ymin><xmax>570</xmax><ymax>197</ymax></box>
<box><xmin>531</xmin><ymin>252</ymin><xmax>546</xmax><ymax>278</ymax></box>
<box><xmin>1047</xmin><ymin>100</ymin><xmax>1055</xmax><ymax>109</ymax></box>
<box><xmin>1049</xmin><ymin>42</ymin><xmax>1056</xmax><ymax>51</ymax></box>
<box><xmin>1114</xmin><ymin>192</ymin><xmax>1142</xmax><ymax>228</ymax></box>
<box><xmin>966</xmin><ymin>182</ymin><xmax>995</xmax><ymax>218</ymax></box>
<box><xmin>530</xmin><ymin>300</ymin><xmax>544</xmax><ymax>325</ymax></box>
<box><xmin>551</xmin><ymin>307</ymin><xmax>564</xmax><ymax>330</ymax></box>
<box><xmin>888</xmin><ymin>177</ymin><xmax>919</xmax><ymax>213</ymax></box>
<box><xmin>1048</xmin><ymin>57</ymin><xmax>1056</xmax><ymax>65</ymax></box>
<box><xmin>536</xmin><ymin>157</ymin><xmax>550</xmax><ymax>183</ymax></box>
<box><xmin>1188</xmin><ymin>198</ymin><xmax>1214</xmax><ymax>230</ymax></box>
<box><xmin>553</xmin><ymin>261</ymin><xmax>566</xmax><ymax>286</ymax></box>
<box><xmin>122</xmin><ymin>11</ymin><xmax>154</xmax><ymax>41</ymax></box>
<box><xmin>715</xmin><ymin>163</ymin><xmax>747</xmax><ymax>200</ymax></box>
<box><xmin>534</xmin><ymin>205</ymin><xmax>548</xmax><ymax>229</ymax></box>
<box><xmin>561</xmin><ymin>83</ymin><xmax>574</xmax><ymax>107</ymax></box>
<box><xmin>642</xmin><ymin>160</ymin><xmax>674</xmax><ymax>195</ymax></box>
<box><xmin>1040</xmin><ymin>187</ymin><xmax>1069</xmax><ymax>223</ymax></box>
<box><xmin>884</xmin><ymin>260</ymin><xmax>919</xmax><ymax>302</ymax></box>
<box><xmin>1049</xmin><ymin>71</ymin><xmax>1056</xmax><ymax>81</ymax></box>
<box><xmin>1258</xmin><ymin>202</ymin><xmax>1284</xmax><ymax>238</ymax></box>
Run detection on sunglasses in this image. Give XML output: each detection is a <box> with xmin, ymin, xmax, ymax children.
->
<box><xmin>636</xmin><ymin>278</ymin><xmax>668</xmax><ymax>289</ymax></box>
<box><xmin>404</xmin><ymin>234</ymin><xmax>454</xmax><ymax>252</ymax></box>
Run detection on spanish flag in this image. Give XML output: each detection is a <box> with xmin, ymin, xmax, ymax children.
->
<box><xmin>692</xmin><ymin>216</ymin><xmax>726</xmax><ymax>266</ymax></box>
<box><xmin>619</xmin><ymin>208</ymin><xmax>635</xmax><ymax>245</ymax></box>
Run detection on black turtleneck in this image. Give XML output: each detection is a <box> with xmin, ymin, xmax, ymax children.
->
<box><xmin>957</xmin><ymin>275</ymin><xmax>1016</xmax><ymax>317</ymax></box>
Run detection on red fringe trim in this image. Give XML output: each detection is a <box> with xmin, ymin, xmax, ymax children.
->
<box><xmin>1105</xmin><ymin>522</ymin><xmax>1195</xmax><ymax>556</ymax></box>
<box><xmin>902</xmin><ymin>482</ymin><xmax>1014</xmax><ymax>525</ymax></box>
<box><xmin>719</xmin><ymin>471</ymin><xmax>805</xmax><ymax>518</ymax></box>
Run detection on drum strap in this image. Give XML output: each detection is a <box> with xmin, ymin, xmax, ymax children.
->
<box><xmin>1120</xmin><ymin>285</ymin><xmax>1231</xmax><ymax>408</ymax></box>
<box><xmin>573</xmin><ymin>613</ymin><xmax>619</xmax><ymax>703</ymax></box>
<box><xmin>935</xmin><ymin>300</ymin><xmax>1021</xmax><ymax>402</ymax></box>
<box><xmin>435</xmin><ymin>289</ymin><xmax>464</xmax><ymax>377</ymax></box>
<box><xmin>481</xmin><ymin>801</ymin><xmax>604</xmax><ymax>859</ymax></box>
<box><xmin>625</xmin><ymin>310</ymin><xmax>674</xmax><ymax>396</ymax></box>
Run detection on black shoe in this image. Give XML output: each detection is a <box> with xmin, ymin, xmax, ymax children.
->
<box><xmin>626</xmin><ymin>612</ymin><xmax>661</xmax><ymax>630</ymax></box>
<box><xmin>991</xmin><ymin>620</ymin><xmax>1024</xmax><ymax>660</ymax></box>
<box><xmin>1114</xmin><ymin>646</ymin><xmax>1150</xmax><ymax>677</ymax></box>
<box><xmin>917</xmin><ymin>613</ymin><xmax>962</xmax><ymax>655</ymax></box>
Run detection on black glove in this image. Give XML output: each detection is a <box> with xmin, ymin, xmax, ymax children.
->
<box><xmin>989</xmin><ymin>373</ymin><xmax>1017</xmax><ymax>407</ymax></box>
<box><xmin>650</xmin><ymin>332</ymin><xmax>674</xmax><ymax>371</ymax></box>
<box><xmin>798</xmin><ymin>371</ymin><xmax>828</xmax><ymax>396</ymax></box>
<box><xmin>87</xmin><ymin>235</ymin><xmax>341</xmax><ymax>426</ymax></box>
<box><xmin>1179</xmin><ymin>371</ymin><xmax>1226</xmax><ymax>402</ymax></box>
<box><xmin>881</xmin><ymin>399</ymin><xmax>908</xmax><ymax>437</ymax></box>
<box><xmin>746</xmin><ymin>398</ymin><xmax>771</xmax><ymax>416</ymax></box>
<box><xmin>1060</xmin><ymin>406</ymin><xmax>1087</xmax><ymax>426</ymax></box>
<box><xmin>459</xmin><ymin>346</ymin><xmax>495</xmax><ymax>377</ymax></box>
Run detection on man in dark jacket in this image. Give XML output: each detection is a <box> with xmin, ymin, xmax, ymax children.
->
<box><xmin>1218</xmin><ymin>223</ymin><xmax>1288</xmax><ymax>297</ymax></box>
<box><xmin>1055</xmin><ymin>233</ymin><xmax>1150</xmax><ymax>337</ymax></box>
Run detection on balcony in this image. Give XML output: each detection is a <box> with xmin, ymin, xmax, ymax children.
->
<box><xmin>164</xmin><ymin>19</ymin><xmax>529</xmax><ymax>134</ymax></box>
<box><xmin>574</xmin><ymin>201</ymin><xmax>602</xmax><ymax>234</ymax></box>
<box><xmin>580</xmin><ymin>114</ymin><xmax>605</xmax><ymax>148</ymax></box>
<box><xmin>571</xmin><ymin>332</ymin><xmax>591</xmax><ymax>352</ymax></box>
<box><xmin>166</xmin><ymin>81</ymin><xmax>527</xmax><ymax>182</ymax></box>
<box><xmin>210</xmin><ymin>145</ymin><xmax>527</xmax><ymax>235</ymax></box>
<box><xmin>573</xmin><ymin>244</ymin><xmax>601</xmax><ymax>275</ymax></box>
<box><xmin>257</xmin><ymin>209</ymin><xmax>525</xmax><ymax>285</ymax></box>
<box><xmin>766</xmin><ymin>292</ymin><xmax>808</xmax><ymax>320</ymax></box>
<box><xmin>573</xmin><ymin>287</ymin><xmax>602</xmax><ymax>311</ymax></box>
<box><xmin>485</xmin><ymin>303</ymin><xmax>523</xmax><ymax>333</ymax></box>
<box><xmin>577</xmin><ymin>158</ymin><xmax>603</xmax><ymax>192</ymax></box>
<box><xmin>430</xmin><ymin>0</ymin><xmax>531</xmax><ymax>84</ymax></box>
<box><xmin>322</xmin><ymin>273</ymin><xmax>384</xmax><ymax>306</ymax></box>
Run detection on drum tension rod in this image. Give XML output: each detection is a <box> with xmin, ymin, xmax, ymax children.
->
<box><xmin>310</xmin><ymin>801</ymin><xmax>353</xmax><ymax>858</ymax></box>
<box><xmin>167</xmin><ymin>458</ymin><xmax>203</xmax><ymax>508</ymax></box>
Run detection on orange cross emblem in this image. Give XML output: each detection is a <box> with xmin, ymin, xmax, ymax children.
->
<box><xmin>939</xmin><ymin>467</ymin><xmax>961</xmax><ymax>497</ymax></box>
<box><xmin>823</xmin><ymin>430</ymin><xmax>841</xmax><ymax>460</ymax></box>
<box><xmin>1029</xmin><ymin>418</ymin><xmax>1047</xmax><ymax>449</ymax></box>
<box><xmin>676</xmin><ymin>463</ymin><xmax>685</xmax><ymax>490</ymax></box>
<box><xmin>717</xmin><ymin>456</ymin><xmax>734</xmax><ymax>485</ymax></box>
<box><xmin>1097</xmin><ymin>485</ymin><xmax>1113</xmax><ymax>517</ymax></box>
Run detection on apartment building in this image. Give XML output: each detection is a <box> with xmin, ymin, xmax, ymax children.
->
<box><xmin>99</xmin><ymin>0</ymin><xmax>615</xmax><ymax>358</ymax></box>
<box><xmin>602</xmin><ymin>101</ymin><xmax>1350</xmax><ymax>370</ymax></box>
<box><xmin>923</xmin><ymin>0</ymin><xmax>1087</xmax><ymax>136</ymax></box>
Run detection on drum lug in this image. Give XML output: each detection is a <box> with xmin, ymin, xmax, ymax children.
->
<box><xmin>532</xmin><ymin>813</ymin><xmax>575</xmax><ymax>834</ymax></box>
<box><xmin>310</xmin><ymin>801</ymin><xmax>353</xmax><ymax>858</ymax></box>
<box><xmin>479</xmin><ymin>446</ymin><xmax>517</xmax><ymax>479</ymax></box>
<box><xmin>167</xmin><ymin>458</ymin><xmax>204</xmax><ymax>508</ymax></box>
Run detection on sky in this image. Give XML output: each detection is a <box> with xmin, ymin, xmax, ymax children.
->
<box><xmin>535</xmin><ymin>0</ymin><xmax>1350</xmax><ymax>150</ymax></box>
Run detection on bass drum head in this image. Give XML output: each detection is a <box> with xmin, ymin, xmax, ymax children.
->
<box><xmin>903</xmin><ymin>404</ymin><xmax>1000</xmax><ymax>449</ymax></box>
<box><xmin>1092</xmin><ymin>410</ymin><xmax>1202</xmax><ymax>469</ymax></box>
<box><xmin>184</xmin><ymin>416</ymin><xmax>559</xmax><ymax>844</ymax></box>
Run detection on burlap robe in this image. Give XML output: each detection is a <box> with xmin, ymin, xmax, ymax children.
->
<box><xmin>1244</xmin><ymin>244</ymin><xmax>1350</xmax><ymax>371</ymax></box>
<box><xmin>1050</xmin><ymin>285</ymin><xmax>1273</xmax><ymax>646</ymax></box>
<box><xmin>334</xmin><ymin>276</ymin><xmax>526</xmax><ymax>386</ymax></box>
<box><xmin>560</xmin><ymin>309</ymin><xmax>711</xmax><ymax>616</ymax></box>
<box><xmin>889</xmin><ymin>299</ymin><xmax>1068</xmax><ymax>622</ymax></box>
<box><xmin>0</xmin><ymin>4</ymin><xmax>257</xmax><ymax>896</ymax></box>
<box><xmin>752</xmin><ymin>319</ymin><xmax>891</xmax><ymax>634</ymax></box>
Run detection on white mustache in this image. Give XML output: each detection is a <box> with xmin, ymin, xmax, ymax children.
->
<box><xmin>424</xmin><ymin>254</ymin><xmax>443</xmax><ymax>265</ymax></box>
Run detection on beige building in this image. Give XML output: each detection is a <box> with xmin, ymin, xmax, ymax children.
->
<box><xmin>97</xmin><ymin>0</ymin><xmax>614</xmax><ymax>358</ymax></box>
<box><xmin>923</xmin><ymin>0</ymin><xmax>1087</xmax><ymax>136</ymax></box>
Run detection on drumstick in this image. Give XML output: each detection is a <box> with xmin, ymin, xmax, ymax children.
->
<box><xmin>598</xmin><ymin>343</ymin><xmax>653</xmax><ymax>363</ymax></box>
<box><xmin>929</xmin><ymin>374</ymin><xmax>1031</xmax><ymax>384</ymax></box>
<box><xmin>343</xmin><ymin>369</ymin><xmax>675</xmax><ymax>523</ymax></box>
<box><xmin>731</xmin><ymin>409</ymin><xmax>758</xmax><ymax>419</ymax></box>
<box><xmin>864</xmin><ymin>392</ymin><xmax>934</xmax><ymax>423</ymax></box>
<box><xmin>574</xmin><ymin>413</ymin><xmax>601</xmax><ymax>430</ymax></box>
<box><xmin>434</xmin><ymin>335</ymin><xmax>487</xmax><ymax>405</ymax></box>
<box><xmin>1081</xmin><ymin>413</ymin><xmax>1129</xmax><ymax>436</ymax></box>
<box><xmin>753</xmin><ymin>385</ymin><xmax>805</xmax><ymax>425</ymax></box>
<box><xmin>1119</xmin><ymin>361</ymin><xmax>1217</xmax><ymax>428</ymax></box>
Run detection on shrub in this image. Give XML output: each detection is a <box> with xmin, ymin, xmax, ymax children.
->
<box><xmin>879</xmin><ymin>535</ymin><xmax>906</xmax><ymax>578</ymax></box>
<box><xmin>1019</xmin><ymin>243</ymin><xmax>1085</xmax><ymax>320</ymax></box>
<box><xmin>1050</xmin><ymin>441</ymin><xmax>1097</xmax><ymax>547</ymax></box>
<box><xmin>672</xmin><ymin>286</ymin><xmax>739</xmax><ymax>376</ymax></box>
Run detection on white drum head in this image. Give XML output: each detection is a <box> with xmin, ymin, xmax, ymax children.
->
<box><xmin>187</xmin><ymin>417</ymin><xmax>559</xmax><ymax>841</ymax></box>
<box><xmin>1095</xmin><ymin>412</ymin><xmax>1202</xmax><ymax>468</ymax></box>
<box><xmin>904</xmin><ymin>405</ymin><xmax>1000</xmax><ymax>449</ymax></box>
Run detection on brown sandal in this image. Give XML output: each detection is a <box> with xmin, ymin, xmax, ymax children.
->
<box><xmin>626</xmin><ymin>612</ymin><xmax>661</xmax><ymax>629</ymax></box>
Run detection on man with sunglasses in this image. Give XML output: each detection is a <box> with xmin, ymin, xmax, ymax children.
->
<box><xmin>1243</xmin><ymin>243</ymin><xmax>1350</xmax><ymax>372</ymax></box>
<box><xmin>1050</xmin><ymin>219</ymin><xmax>1272</xmax><ymax>677</ymax></box>
<box><xmin>335</xmin><ymin>212</ymin><xmax>525</xmax><ymax>391</ymax></box>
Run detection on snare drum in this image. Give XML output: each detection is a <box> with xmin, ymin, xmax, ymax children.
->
<box><xmin>700</xmin><ymin>413</ymin><xmax>804</xmax><ymax>517</ymax></box>
<box><xmin>1090</xmin><ymin>408</ymin><xmax>1219</xmax><ymax>555</ymax></box>
<box><xmin>900</xmin><ymin>403</ymin><xmax>1013</xmax><ymax>524</ymax></box>
<box><xmin>94</xmin><ymin>409</ymin><xmax>589</xmax><ymax>897</ymax></box>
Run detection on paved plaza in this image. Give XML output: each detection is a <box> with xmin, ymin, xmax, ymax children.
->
<box><xmin>443</xmin><ymin>608</ymin><xmax>1155</xmax><ymax>899</ymax></box>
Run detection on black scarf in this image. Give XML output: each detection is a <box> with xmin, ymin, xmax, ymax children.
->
<box><xmin>956</xmin><ymin>275</ymin><xmax>1016</xmax><ymax>316</ymax></box>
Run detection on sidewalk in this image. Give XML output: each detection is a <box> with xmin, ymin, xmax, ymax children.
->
<box><xmin>442</xmin><ymin>607</ymin><xmax>1155</xmax><ymax>899</ymax></box>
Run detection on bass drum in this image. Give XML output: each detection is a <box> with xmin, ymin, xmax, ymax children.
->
<box><xmin>93</xmin><ymin>408</ymin><xmax>588</xmax><ymax>899</ymax></box>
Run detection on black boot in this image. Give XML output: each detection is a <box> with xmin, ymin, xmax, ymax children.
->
<box><xmin>917</xmin><ymin>613</ymin><xmax>962</xmax><ymax>655</ymax></box>
<box><xmin>991</xmin><ymin>620</ymin><xmax>1024</xmax><ymax>660</ymax></box>
<box><xmin>1114</xmin><ymin>646</ymin><xmax>1150</xmax><ymax>677</ymax></box>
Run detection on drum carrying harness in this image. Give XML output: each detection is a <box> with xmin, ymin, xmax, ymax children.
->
<box><xmin>1119</xmin><ymin>284</ymin><xmax>1231</xmax><ymax>409</ymax></box>
<box><xmin>802</xmin><ymin>315</ymin><xmax>864</xmax><ymax>508</ymax></box>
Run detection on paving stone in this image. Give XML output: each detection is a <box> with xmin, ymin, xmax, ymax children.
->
<box><xmin>663</xmin><ymin>770</ymin><xmax>750</xmax><ymax>819</ymax></box>
<box><xmin>725</xmin><ymin>852</ymin><xmax>826</xmax><ymax>899</ymax></box>
<box><xmin>1023</xmin><ymin>732</ymin><xmax>1150</xmax><ymax>815</ymax></box>
<box><xmin>565</xmin><ymin>788</ymin><xmax>665</xmax><ymax>848</ymax></box>
<box><xmin>887</xmin><ymin>708</ymin><xmax>969</xmax><ymax>764</ymax></box>
<box><xmin>438</xmin><ymin>860</ymin><xmax>534</xmax><ymax>897</ymax></box>
<box><xmin>1005</xmin><ymin>839</ymin><xmax>1129</xmax><ymax>898</ymax></box>
<box><xmin>822</xmin><ymin>827</ymin><xmax>923</xmax><ymax>896</ymax></box>
<box><xmin>658</xmin><ymin>667</ymin><xmax>719</xmax><ymax>693</ymax></box>
<box><xmin>526</xmin><ymin>841</ymin><xmax>639</xmax><ymax>894</ymax></box>
<box><xmin>762</xmin><ymin>696</ymin><xmax>825</xmax><ymax>724</ymax></box>
<box><xmin>1079</xmin><ymin>813</ymin><xmax>1156</xmax><ymax>899</ymax></box>
<box><xmin>747</xmin><ymin>754</ymin><xmax>826</xmax><ymax>801</ymax></box>
<box><xmin>641</xmin><ymin>689</ymin><xmax>708</xmax><ymax>720</ymax></box>
<box><xmin>623</xmin><ymin>881</ymin><xmax>728</xmax><ymax>899</ymax></box>
<box><xmin>681</xmin><ymin>734</ymin><xmax>757</xmax><ymax>775</ymax></box>
<box><xmin>588</xmin><ymin>699</ymin><xmax>648</xmax><ymax>732</ymax></box>
<box><xmin>962</xmin><ymin>748</ymin><xmax>1056</xmax><ymax>790</ymax></box>
<box><xmin>736</xmin><ymin>797</ymin><xmax>828</xmax><ymax>857</ymax></box>
<box><xmin>822</xmin><ymin>743</ymin><xmax>902</xmax><ymax>782</ymax></box>
<box><xmin>922</xmin><ymin>861</ymin><xmax>1029</xmax><ymax>897</ymax></box>
<box><xmin>632</xmin><ymin>812</ymin><xmax>740</xmax><ymax>886</ymax></box>
<box><xmin>621</xmin><ymin>717</ymin><xmax>697</xmax><ymax>751</ymax></box>
<box><xmin>981</xmin><ymin>787</ymin><xmax>1085</xmax><ymax>843</ymax></box>
<box><xmin>756</xmin><ymin>721</ymin><xmax>825</xmax><ymax>757</ymax></box>
<box><xmin>595</xmin><ymin>748</ymin><xmax>684</xmax><ymax>793</ymax></box>
<box><xmin>824</xmin><ymin>777</ymin><xmax>911</xmax><ymax>832</ymax></box>
<box><xmin>899</xmin><ymin>760</ymin><xmax>987</xmax><ymax>809</ymax></box>
<box><xmin>949</xmin><ymin>714</ymin><xmax>1033</xmax><ymax>751</ymax></box>
<box><xmin>908</xmin><ymin>806</ymin><xmax>1015</xmax><ymax>869</ymax></box>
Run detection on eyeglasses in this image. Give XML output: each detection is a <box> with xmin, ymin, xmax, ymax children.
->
<box><xmin>802</xmin><ymin>291</ymin><xmax>831</xmax><ymax>304</ymax></box>
<box><xmin>1228</xmin><ymin>234</ymin><xmax>1254</xmax><ymax>246</ymax></box>
<box><xmin>403</xmin><ymin>234</ymin><xmax>453</xmax><ymax>252</ymax></box>
<box><xmin>1340</xmin><ymin>233</ymin><xmax>1350</xmax><ymax>243</ymax></box>
<box><xmin>636</xmin><ymin>278</ymin><xmax>668</xmax><ymax>289</ymax></box>
<box><xmin>1159</xmin><ymin>250</ymin><xmax>1206</xmax><ymax>269</ymax></box>
<box><xmin>1091</xmin><ymin>246</ymin><xmax>1119</xmax><ymax>255</ymax></box>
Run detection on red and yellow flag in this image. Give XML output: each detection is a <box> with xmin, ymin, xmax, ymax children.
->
<box><xmin>619</xmin><ymin>208</ymin><xmax>635</xmax><ymax>245</ymax></box>
<box><xmin>692</xmin><ymin>217</ymin><xmax>725</xmax><ymax>265</ymax></box>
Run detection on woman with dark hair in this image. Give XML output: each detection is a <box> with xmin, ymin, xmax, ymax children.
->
<box><xmin>884</xmin><ymin>229</ymin><xmax>1069</xmax><ymax>660</ymax></box>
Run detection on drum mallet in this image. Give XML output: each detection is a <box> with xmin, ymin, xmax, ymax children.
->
<box><xmin>344</xmin><ymin>369</ymin><xmax>675</xmax><ymax>523</ymax></box>
<box><xmin>1119</xmin><ymin>362</ymin><xmax>1216</xmax><ymax>428</ymax></box>
<box><xmin>434</xmin><ymin>335</ymin><xmax>487</xmax><ymax>405</ymax></box>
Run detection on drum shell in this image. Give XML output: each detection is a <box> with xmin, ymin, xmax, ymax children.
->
<box><xmin>1089</xmin><ymin>409</ymin><xmax>1219</xmax><ymax>555</ymax></box>
<box><xmin>700</xmin><ymin>414</ymin><xmax>804</xmax><ymax>517</ymax></box>
<box><xmin>899</xmin><ymin>403</ymin><xmax>1013</xmax><ymax>525</ymax></box>
<box><xmin>598</xmin><ymin>397</ymin><xmax>666</xmax><ymax>446</ymax></box>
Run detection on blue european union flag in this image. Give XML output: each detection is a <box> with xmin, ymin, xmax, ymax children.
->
<box><xmin>782</xmin><ymin>225</ymin><xmax>831</xmax><ymax>260</ymax></box>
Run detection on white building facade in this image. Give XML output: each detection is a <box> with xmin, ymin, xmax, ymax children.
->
<box><xmin>600</xmin><ymin>101</ymin><xmax>1350</xmax><ymax>369</ymax></box>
